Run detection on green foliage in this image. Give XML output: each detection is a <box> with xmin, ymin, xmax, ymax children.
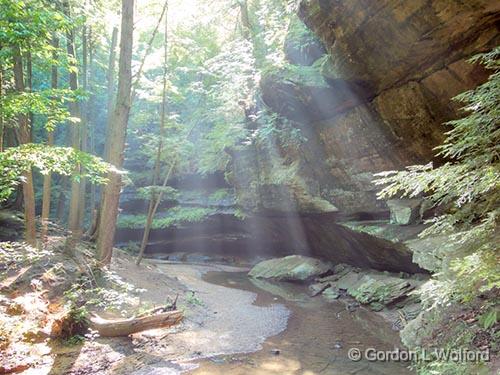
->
<box><xmin>0</xmin><ymin>88</ymin><xmax>84</xmax><ymax>131</ymax></box>
<box><xmin>254</xmin><ymin>109</ymin><xmax>306</xmax><ymax>149</ymax></box>
<box><xmin>209</xmin><ymin>188</ymin><xmax>231</xmax><ymax>201</ymax></box>
<box><xmin>478</xmin><ymin>308</ymin><xmax>498</xmax><ymax>330</ymax></box>
<box><xmin>374</xmin><ymin>48</ymin><xmax>500</xmax><ymax>304</ymax></box>
<box><xmin>0</xmin><ymin>144</ymin><xmax>115</xmax><ymax>202</ymax></box>
<box><xmin>263</xmin><ymin>62</ymin><xmax>329</xmax><ymax>88</ymax></box>
<box><xmin>285</xmin><ymin>16</ymin><xmax>320</xmax><ymax>55</ymax></box>
<box><xmin>0</xmin><ymin>0</ymin><xmax>69</xmax><ymax>52</ymax></box>
<box><xmin>137</xmin><ymin>186</ymin><xmax>179</xmax><ymax>201</ymax></box>
<box><xmin>185</xmin><ymin>291</ymin><xmax>204</xmax><ymax>306</ymax></box>
<box><xmin>117</xmin><ymin>206</ymin><xmax>216</xmax><ymax>229</ymax></box>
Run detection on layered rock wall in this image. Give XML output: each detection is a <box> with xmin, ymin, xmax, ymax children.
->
<box><xmin>255</xmin><ymin>0</ymin><xmax>499</xmax><ymax>214</ymax></box>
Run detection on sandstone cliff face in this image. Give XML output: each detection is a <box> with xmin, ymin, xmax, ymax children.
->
<box><xmin>255</xmin><ymin>0</ymin><xmax>499</xmax><ymax>214</ymax></box>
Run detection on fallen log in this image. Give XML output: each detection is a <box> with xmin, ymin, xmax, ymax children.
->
<box><xmin>89</xmin><ymin>310</ymin><xmax>183</xmax><ymax>337</ymax></box>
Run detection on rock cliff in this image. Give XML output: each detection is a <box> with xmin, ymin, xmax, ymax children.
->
<box><xmin>252</xmin><ymin>0</ymin><xmax>499</xmax><ymax>214</ymax></box>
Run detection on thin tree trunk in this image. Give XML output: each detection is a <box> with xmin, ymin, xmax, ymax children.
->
<box><xmin>86</xmin><ymin>30</ymin><xmax>97</xmax><ymax>238</ymax></box>
<box><xmin>12</xmin><ymin>47</ymin><xmax>36</xmax><ymax>246</ymax></box>
<box><xmin>5</xmin><ymin>126</ymin><xmax>24</xmax><ymax>211</ymax></box>
<box><xmin>239</xmin><ymin>0</ymin><xmax>252</xmax><ymax>40</ymax></box>
<box><xmin>26</xmin><ymin>52</ymin><xmax>34</xmax><ymax>141</ymax></box>
<box><xmin>96</xmin><ymin>0</ymin><xmax>134</xmax><ymax>265</ymax></box>
<box><xmin>96</xmin><ymin>1</ymin><xmax>166</xmax><ymax>242</ymax></box>
<box><xmin>136</xmin><ymin>3</ymin><xmax>169</xmax><ymax>264</ymax></box>
<box><xmin>0</xmin><ymin>67</ymin><xmax>4</xmax><ymax>152</ymax></box>
<box><xmin>102</xmin><ymin>26</ymin><xmax>119</xmax><ymax>162</ymax></box>
<box><xmin>56</xmin><ymin>175</ymin><xmax>68</xmax><ymax>221</ymax></box>
<box><xmin>135</xmin><ymin>124</ymin><xmax>196</xmax><ymax>265</ymax></box>
<box><xmin>41</xmin><ymin>37</ymin><xmax>59</xmax><ymax>244</ymax></box>
<box><xmin>136</xmin><ymin>162</ymin><xmax>175</xmax><ymax>265</ymax></box>
<box><xmin>88</xmin><ymin>25</ymin><xmax>118</xmax><ymax>241</ymax></box>
<box><xmin>130</xmin><ymin>0</ymin><xmax>168</xmax><ymax>102</ymax></box>
<box><xmin>78</xmin><ymin>23</ymin><xmax>89</xmax><ymax>230</ymax></box>
<box><xmin>65</xmin><ymin>11</ymin><xmax>82</xmax><ymax>252</ymax></box>
<box><xmin>94</xmin><ymin>1</ymin><xmax>166</xmax><ymax>244</ymax></box>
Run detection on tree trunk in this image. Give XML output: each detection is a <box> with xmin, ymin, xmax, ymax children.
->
<box><xmin>78</xmin><ymin>23</ymin><xmax>89</xmax><ymax>230</ymax></box>
<box><xmin>0</xmin><ymin>67</ymin><xmax>4</xmax><ymax>152</ymax></box>
<box><xmin>89</xmin><ymin>310</ymin><xmax>182</xmax><ymax>337</ymax></box>
<box><xmin>136</xmin><ymin>163</ymin><xmax>175</xmax><ymax>265</ymax></box>
<box><xmin>102</xmin><ymin>26</ymin><xmax>119</xmax><ymax>162</ymax></box>
<box><xmin>65</xmin><ymin>13</ymin><xmax>82</xmax><ymax>252</ymax></box>
<box><xmin>26</xmin><ymin>52</ymin><xmax>34</xmax><ymax>141</ymax></box>
<box><xmin>86</xmin><ymin>30</ymin><xmax>97</xmax><ymax>238</ymax></box>
<box><xmin>130</xmin><ymin>0</ymin><xmax>168</xmax><ymax>102</ymax></box>
<box><xmin>41</xmin><ymin>37</ymin><xmax>59</xmax><ymax>244</ymax></box>
<box><xmin>12</xmin><ymin>47</ymin><xmax>36</xmax><ymax>246</ymax></box>
<box><xmin>239</xmin><ymin>0</ymin><xmax>252</xmax><ymax>40</ymax></box>
<box><xmin>56</xmin><ymin>175</ymin><xmax>68</xmax><ymax>222</ymax></box>
<box><xmin>136</xmin><ymin>5</ymin><xmax>169</xmax><ymax>265</ymax></box>
<box><xmin>96</xmin><ymin>0</ymin><xmax>134</xmax><ymax>265</ymax></box>
<box><xmin>88</xmin><ymin>25</ymin><xmax>118</xmax><ymax>241</ymax></box>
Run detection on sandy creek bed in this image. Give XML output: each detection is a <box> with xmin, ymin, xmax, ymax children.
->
<box><xmin>34</xmin><ymin>254</ymin><xmax>414</xmax><ymax>375</ymax></box>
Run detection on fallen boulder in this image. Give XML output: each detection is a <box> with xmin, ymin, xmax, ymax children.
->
<box><xmin>349</xmin><ymin>274</ymin><xmax>414</xmax><ymax>306</ymax></box>
<box><xmin>248</xmin><ymin>255</ymin><xmax>332</xmax><ymax>282</ymax></box>
<box><xmin>311</xmin><ymin>263</ymin><xmax>424</xmax><ymax>309</ymax></box>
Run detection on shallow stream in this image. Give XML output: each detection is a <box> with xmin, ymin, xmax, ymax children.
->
<box><xmin>191</xmin><ymin>270</ymin><xmax>414</xmax><ymax>375</ymax></box>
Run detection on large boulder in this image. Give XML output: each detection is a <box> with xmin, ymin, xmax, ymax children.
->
<box><xmin>248</xmin><ymin>255</ymin><xmax>332</xmax><ymax>282</ymax></box>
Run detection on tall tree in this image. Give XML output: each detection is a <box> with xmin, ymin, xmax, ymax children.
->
<box><xmin>96</xmin><ymin>0</ymin><xmax>134</xmax><ymax>264</ymax></box>
<box><xmin>86</xmin><ymin>29</ymin><xmax>99</xmax><ymax>238</ymax></box>
<box><xmin>78</xmin><ymin>21</ymin><xmax>89</xmax><ymax>229</ymax></box>
<box><xmin>0</xmin><ymin>65</ymin><xmax>4</xmax><ymax>153</ymax></box>
<box><xmin>65</xmin><ymin>3</ymin><xmax>83</xmax><ymax>251</ymax></box>
<box><xmin>88</xmin><ymin>25</ymin><xmax>118</xmax><ymax>240</ymax></box>
<box><xmin>12</xmin><ymin>47</ymin><xmax>36</xmax><ymax>246</ymax></box>
<box><xmin>41</xmin><ymin>36</ymin><xmax>59</xmax><ymax>244</ymax></box>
